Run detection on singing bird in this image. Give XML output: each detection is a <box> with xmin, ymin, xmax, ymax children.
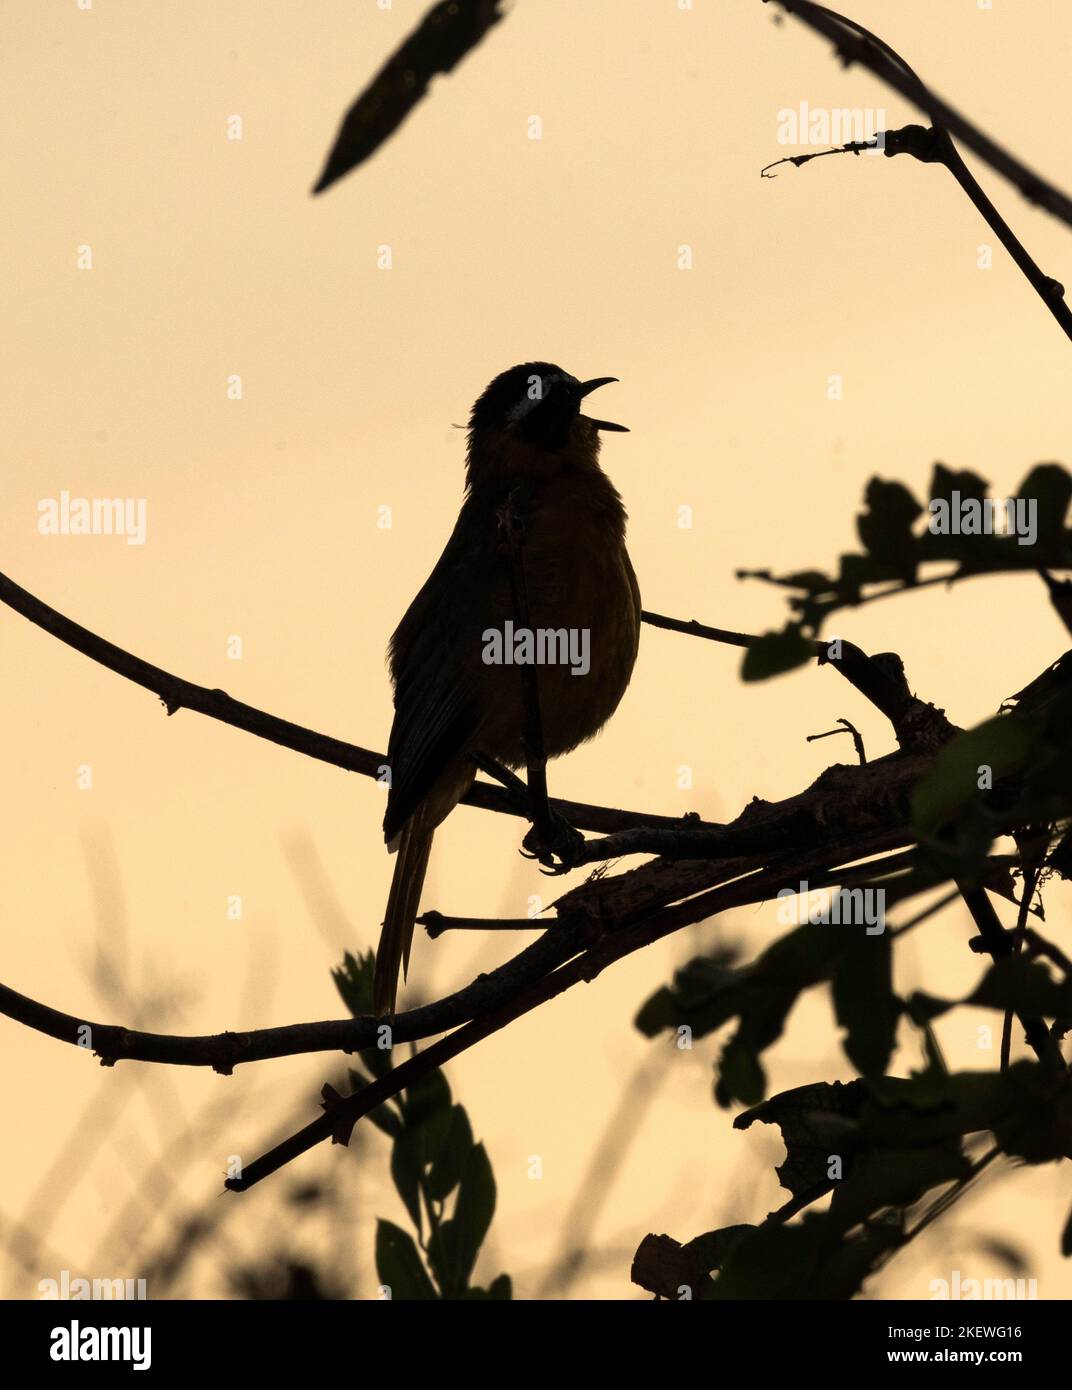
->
<box><xmin>373</xmin><ymin>363</ymin><xmax>641</xmax><ymax>1017</ymax></box>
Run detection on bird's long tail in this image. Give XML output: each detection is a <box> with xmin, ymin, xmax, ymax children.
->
<box><xmin>373</xmin><ymin>818</ymin><xmax>434</xmax><ymax>1017</ymax></box>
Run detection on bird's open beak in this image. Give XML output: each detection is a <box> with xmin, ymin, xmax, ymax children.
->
<box><xmin>579</xmin><ymin>377</ymin><xmax>629</xmax><ymax>432</ymax></box>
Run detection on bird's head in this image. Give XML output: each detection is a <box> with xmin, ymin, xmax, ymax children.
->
<box><xmin>465</xmin><ymin>362</ymin><xmax>627</xmax><ymax>483</ymax></box>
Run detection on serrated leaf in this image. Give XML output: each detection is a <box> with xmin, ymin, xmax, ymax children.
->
<box><xmin>332</xmin><ymin>949</ymin><xmax>376</xmax><ymax>1018</ymax></box>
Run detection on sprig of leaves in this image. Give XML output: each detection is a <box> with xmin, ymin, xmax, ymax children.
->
<box><xmin>635</xmin><ymin>1052</ymin><xmax>1072</xmax><ymax>1299</ymax></box>
<box><xmin>332</xmin><ymin>951</ymin><xmax>511</xmax><ymax>1300</ymax></box>
<box><xmin>739</xmin><ymin>462</ymin><xmax>1072</xmax><ymax>681</ymax></box>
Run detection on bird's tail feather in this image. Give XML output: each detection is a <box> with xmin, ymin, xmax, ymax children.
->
<box><xmin>373</xmin><ymin>819</ymin><xmax>434</xmax><ymax>1017</ymax></box>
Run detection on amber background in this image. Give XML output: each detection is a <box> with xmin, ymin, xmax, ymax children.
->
<box><xmin>3</xmin><ymin>0</ymin><xmax>1071</xmax><ymax>1299</ymax></box>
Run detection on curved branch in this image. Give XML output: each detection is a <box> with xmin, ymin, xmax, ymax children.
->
<box><xmin>0</xmin><ymin>570</ymin><xmax>693</xmax><ymax>837</ymax></box>
<box><xmin>0</xmin><ymin>922</ymin><xmax>586</xmax><ymax>1072</ymax></box>
<box><xmin>771</xmin><ymin>0</ymin><xmax>1072</xmax><ymax>229</ymax></box>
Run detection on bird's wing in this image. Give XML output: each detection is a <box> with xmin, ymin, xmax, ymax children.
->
<box><xmin>383</xmin><ymin>505</ymin><xmax>491</xmax><ymax>843</ymax></box>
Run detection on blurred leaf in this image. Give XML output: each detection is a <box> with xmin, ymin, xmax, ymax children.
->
<box><xmin>639</xmin><ymin>927</ymin><xmax>847</xmax><ymax>1108</ymax></box>
<box><xmin>739</xmin><ymin>464</ymin><xmax>1072</xmax><ymax>635</ymax></box>
<box><xmin>703</xmin><ymin>1216</ymin><xmax>902</xmax><ymax>1300</ymax></box>
<box><xmin>741</xmin><ymin>627</ymin><xmax>816</xmax><ymax>681</ymax></box>
<box><xmin>910</xmin><ymin>959</ymin><xmax>1072</xmax><ymax>1026</ymax></box>
<box><xmin>832</xmin><ymin>931</ymin><xmax>899</xmax><ymax>1078</ymax></box>
<box><xmin>929</xmin><ymin>463</ymin><xmax>989</xmax><ymax>507</ymax></box>
<box><xmin>683</xmin><ymin>1225</ymin><xmax>756</xmax><ymax>1273</ymax></box>
<box><xmin>736</xmin><ymin>1081</ymin><xmax>865</xmax><ymax>1196</ymax></box>
<box><xmin>401</xmin><ymin>1066</ymin><xmax>453</xmax><ymax>1135</ymax></box>
<box><xmin>312</xmin><ymin>0</ymin><xmax>507</xmax><ymax>194</ymax></box>
<box><xmin>828</xmin><ymin>1144</ymin><xmax>969</xmax><ymax>1232</ymax></box>
<box><xmin>347</xmin><ymin>1069</ymin><xmax>402</xmax><ymax>1137</ymax></box>
<box><xmin>716</xmin><ymin>1037</ymin><xmax>767</xmax><ymax>1107</ymax></box>
<box><xmin>452</xmin><ymin>1142</ymin><xmax>497</xmax><ymax>1286</ymax></box>
<box><xmin>1017</xmin><ymin>462</ymin><xmax>1072</xmax><ymax>546</ymax></box>
<box><xmin>911</xmin><ymin>715</ymin><xmax>1034</xmax><ymax>845</ymax></box>
<box><xmin>375</xmin><ymin>1220</ymin><xmax>437</xmax><ymax>1301</ymax></box>
<box><xmin>332</xmin><ymin>950</ymin><xmax>376</xmax><ymax>1017</ymax></box>
<box><xmin>333</xmin><ymin>950</ymin><xmax>395</xmax><ymax>1079</ymax></box>
<box><xmin>425</xmin><ymin>1104</ymin><xmax>475</xmax><ymax>1202</ymax></box>
<box><xmin>463</xmin><ymin>1274</ymin><xmax>513</xmax><ymax>1300</ymax></box>
<box><xmin>856</xmin><ymin>478</ymin><xmax>922</xmax><ymax>576</ymax></box>
<box><xmin>970</xmin><ymin>1235</ymin><xmax>1029</xmax><ymax>1275</ymax></box>
<box><xmin>390</xmin><ymin>1126</ymin><xmax>427</xmax><ymax>1235</ymax></box>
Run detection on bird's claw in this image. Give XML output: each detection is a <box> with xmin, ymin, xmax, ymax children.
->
<box><xmin>521</xmin><ymin>813</ymin><xmax>585</xmax><ymax>874</ymax></box>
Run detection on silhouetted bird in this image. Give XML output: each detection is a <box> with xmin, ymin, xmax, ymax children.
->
<box><xmin>374</xmin><ymin>363</ymin><xmax>641</xmax><ymax>1016</ymax></box>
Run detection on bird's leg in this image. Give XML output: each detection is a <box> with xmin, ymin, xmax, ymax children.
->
<box><xmin>496</xmin><ymin>495</ymin><xmax>584</xmax><ymax>874</ymax></box>
<box><xmin>521</xmin><ymin>810</ymin><xmax>585</xmax><ymax>874</ymax></box>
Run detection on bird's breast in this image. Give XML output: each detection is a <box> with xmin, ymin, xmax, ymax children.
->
<box><xmin>478</xmin><ymin>470</ymin><xmax>641</xmax><ymax>764</ymax></box>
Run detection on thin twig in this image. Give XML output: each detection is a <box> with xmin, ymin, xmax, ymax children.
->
<box><xmin>769</xmin><ymin>1</ymin><xmax>1072</xmax><ymax>228</ymax></box>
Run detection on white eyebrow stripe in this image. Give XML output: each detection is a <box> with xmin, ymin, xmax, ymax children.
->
<box><xmin>504</xmin><ymin>372</ymin><xmax>578</xmax><ymax>424</ymax></box>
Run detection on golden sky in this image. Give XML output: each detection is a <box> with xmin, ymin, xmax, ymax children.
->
<box><xmin>3</xmin><ymin>0</ymin><xmax>1071</xmax><ymax>1299</ymax></box>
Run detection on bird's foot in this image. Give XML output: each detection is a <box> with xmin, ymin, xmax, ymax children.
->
<box><xmin>522</xmin><ymin>811</ymin><xmax>585</xmax><ymax>874</ymax></box>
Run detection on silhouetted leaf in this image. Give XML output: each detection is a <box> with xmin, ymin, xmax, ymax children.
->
<box><xmin>741</xmin><ymin>627</ymin><xmax>815</xmax><ymax>681</ymax></box>
<box><xmin>348</xmin><ymin>1068</ymin><xmax>402</xmax><ymax>1137</ymax></box>
<box><xmin>716</xmin><ymin>1036</ymin><xmax>766</xmax><ymax>1107</ymax></box>
<box><xmin>1017</xmin><ymin>462</ymin><xmax>1072</xmax><ymax>546</ymax></box>
<box><xmin>332</xmin><ymin>949</ymin><xmax>375</xmax><ymax>1016</ymax></box>
<box><xmin>683</xmin><ymin>1225</ymin><xmax>756</xmax><ymax>1273</ymax></box>
<box><xmin>451</xmin><ymin>1142</ymin><xmax>496</xmax><ymax>1283</ymax></box>
<box><xmin>463</xmin><ymin>1273</ymin><xmax>513</xmax><ymax>1299</ymax></box>
<box><xmin>400</xmin><ymin>1066</ymin><xmax>452</xmax><ymax>1138</ymax></box>
<box><xmin>425</xmin><ymin>1104</ymin><xmax>475</xmax><ymax>1202</ymax></box>
<box><xmin>375</xmin><ymin>1220</ymin><xmax>438</xmax><ymax>1301</ymax></box>
<box><xmin>390</xmin><ymin>1126</ymin><xmax>427</xmax><ymax>1235</ymax></box>
<box><xmin>428</xmin><ymin>1142</ymin><xmax>496</xmax><ymax>1294</ymax></box>
<box><xmin>313</xmin><ymin>0</ymin><xmax>507</xmax><ymax>194</ymax></box>
<box><xmin>929</xmin><ymin>463</ymin><xmax>989</xmax><ymax>507</ymax></box>
<box><xmin>1062</xmin><ymin>1202</ymin><xmax>1072</xmax><ymax>1257</ymax></box>
<box><xmin>911</xmin><ymin>715</ymin><xmax>1034</xmax><ymax>842</ymax></box>
<box><xmin>832</xmin><ymin>931</ymin><xmax>899</xmax><ymax>1078</ymax></box>
<box><xmin>856</xmin><ymin>477</ymin><xmax>922</xmax><ymax>575</ymax></box>
<box><xmin>736</xmin><ymin>1080</ymin><xmax>865</xmax><ymax>1196</ymax></box>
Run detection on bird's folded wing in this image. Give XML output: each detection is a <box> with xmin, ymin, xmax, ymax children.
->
<box><xmin>382</xmin><ymin>533</ymin><xmax>488</xmax><ymax>844</ymax></box>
